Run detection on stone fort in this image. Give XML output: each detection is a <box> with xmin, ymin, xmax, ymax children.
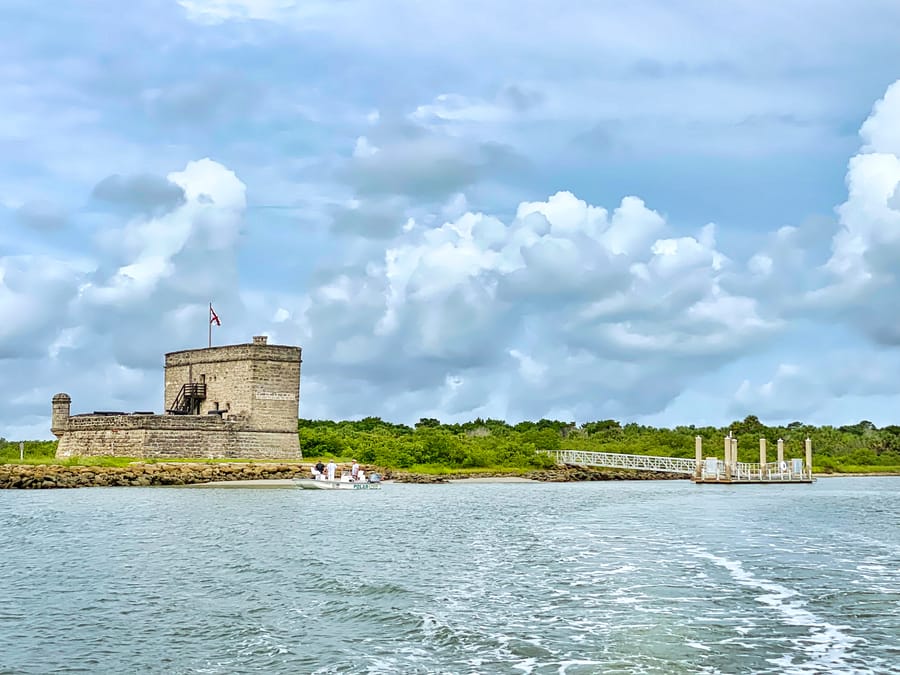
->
<box><xmin>52</xmin><ymin>336</ymin><xmax>302</xmax><ymax>459</ymax></box>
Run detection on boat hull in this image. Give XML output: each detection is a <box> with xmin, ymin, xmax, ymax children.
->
<box><xmin>293</xmin><ymin>478</ymin><xmax>381</xmax><ymax>490</ymax></box>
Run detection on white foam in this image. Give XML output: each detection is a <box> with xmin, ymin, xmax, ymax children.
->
<box><xmin>510</xmin><ymin>656</ymin><xmax>536</xmax><ymax>674</ymax></box>
<box><xmin>691</xmin><ymin>548</ymin><xmax>862</xmax><ymax>673</ymax></box>
<box><xmin>612</xmin><ymin>596</ymin><xmax>639</xmax><ymax>604</ymax></box>
<box><xmin>559</xmin><ymin>658</ymin><xmax>604</xmax><ymax>674</ymax></box>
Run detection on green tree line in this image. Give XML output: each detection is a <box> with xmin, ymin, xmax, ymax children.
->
<box><xmin>298</xmin><ymin>415</ymin><xmax>900</xmax><ymax>472</ymax></box>
<box><xmin>5</xmin><ymin>415</ymin><xmax>900</xmax><ymax>472</ymax></box>
<box><xmin>0</xmin><ymin>439</ymin><xmax>59</xmax><ymax>463</ymax></box>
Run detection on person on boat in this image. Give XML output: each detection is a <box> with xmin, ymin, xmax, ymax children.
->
<box><xmin>311</xmin><ymin>465</ymin><xmax>321</xmax><ymax>479</ymax></box>
<box><xmin>314</xmin><ymin>461</ymin><xmax>325</xmax><ymax>479</ymax></box>
<box><xmin>357</xmin><ymin>469</ymin><xmax>366</xmax><ymax>483</ymax></box>
<box><xmin>351</xmin><ymin>460</ymin><xmax>360</xmax><ymax>481</ymax></box>
<box><xmin>326</xmin><ymin>459</ymin><xmax>337</xmax><ymax>481</ymax></box>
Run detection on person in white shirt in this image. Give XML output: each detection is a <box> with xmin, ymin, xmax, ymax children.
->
<box><xmin>351</xmin><ymin>460</ymin><xmax>360</xmax><ymax>481</ymax></box>
<box><xmin>357</xmin><ymin>469</ymin><xmax>366</xmax><ymax>483</ymax></box>
<box><xmin>326</xmin><ymin>459</ymin><xmax>336</xmax><ymax>481</ymax></box>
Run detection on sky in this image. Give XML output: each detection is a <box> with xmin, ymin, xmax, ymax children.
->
<box><xmin>4</xmin><ymin>1</ymin><xmax>900</xmax><ymax>439</ymax></box>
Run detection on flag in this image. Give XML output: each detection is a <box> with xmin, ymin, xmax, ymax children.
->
<box><xmin>209</xmin><ymin>304</ymin><xmax>221</xmax><ymax>326</ymax></box>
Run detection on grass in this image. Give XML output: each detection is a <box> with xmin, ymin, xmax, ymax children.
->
<box><xmin>3</xmin><ymin>443</ymin><xmax>898</xmax><ymax>474</ymax></box>
<box><xmin>822</xmin><ymin>465</ymin><xmax>900</xmax><ymax>474</ymax></box>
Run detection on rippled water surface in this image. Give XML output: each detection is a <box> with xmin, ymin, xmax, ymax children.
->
<box><xmin>2</xmin><ymin>478</ymin><xmax>899</xmax><ymax>674</ymax></box>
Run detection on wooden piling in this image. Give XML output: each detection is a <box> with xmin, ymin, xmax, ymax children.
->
<box><xmin>695</xmin><ymin>436</ymin><xmax>703</xmax><ymax>479</ymax></box>
<box><xmin>730</xmin><ymin>437</ymin><xmax>738</xmax><ymax>478</ymax></box>
<box><xmin>759</xmin><ymin>438</ymin><xmax>767</xmax><ymax>479</ymax></box>
<box><xmin>805</xmin><ymin>437</ymin><xmax>813</xmax><ymax>479</ymax></box>
<box><xmin>724</xmin><ymin>436</ymin><xmax>731</xmax><ymax>479</ymax></box>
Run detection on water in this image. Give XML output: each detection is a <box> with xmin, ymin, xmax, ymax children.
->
<box><xmin>1</xmin><ymin>478</ymin><xmax>899</xmax><ymax>674</ymax></box>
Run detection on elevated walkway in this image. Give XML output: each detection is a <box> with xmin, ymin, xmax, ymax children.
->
<box><xmin>551</xmin><ymin>450</ymin><xmax>696</xmax><ymax>474</ymax></box>
<box><xmin>550</xmin><ymin>449</ymin><xmax>814</xmax><ymax>484</ymax></box>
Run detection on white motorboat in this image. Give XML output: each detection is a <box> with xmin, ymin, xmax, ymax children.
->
<box><xmin>293</xmin><ymin>473</ymin><xmax>382</xmax><ymax>490</ymax></box>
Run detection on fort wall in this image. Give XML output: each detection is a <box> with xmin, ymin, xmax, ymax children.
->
<box><xmin>53</xmin><ymin>335</ymin><xmax>302</xmax><ymax>459</ymax></box>
<box><xmin>163</xmin><ymin>337</ymin><xmax>301</xmax><ymax>432</ymax></box>
<box><xmin>55</xmin><ymin>413</ymin><xmax>299</xmax><ymax>459</ymax></box>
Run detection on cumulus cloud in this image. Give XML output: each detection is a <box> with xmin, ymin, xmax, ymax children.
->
<box><xmin>0</xmin><ymin>256</ymin><xmax>84</xmax><ymax>359</ymax></box>
<box><xmin>733</xmin><ymin>351</ymin><xmax>900</xmax><ymax>420</ymax></box>
<box><xmin>218</xmin><ymin>76</ymin><xmax>900</xmax><ymax>424</ymax></box>
<box><xmin>0</xmin><ymin>158</ymin><xmax>251</xmax><ymax>438</ymax></box>
<box><xmin>329</xmin><ymin>115</ymin><xmax>529</xmax><ymax>237</ymax></box>
<box><xmin>92</xmin><ymin>173</ymin><xmax>186</xmax><ymax>215</ymax></box>
<box><xmin>80</xmin><ymin>159</ymin><xmax>245</xmax><ymax>308</ymax></box>
<box><xmin>807</xmin><ymin>81</ymin><xmax>900</xmax><ymax>344</ymax></box>
<box><xmin>828</xmin><ymin>82</ymin><xmax>900</xmax><ymax>283</ymax></box>
<box><xmin>342</xmin><ymin>130</ymin><xmax>526</xmax><ymax>200</ymax></box>
<box><xmin>70</xmin><ymin>159</ymin><xmax>249</xmax><ymax>375</ymax></box>
<box><xmin>294</xmin><ymin>188</ymin><xmax>777</xmax><ymax>421</ymax></box>
<box><xmin>11</xmin><ymin>1</ymin><xmax>900</xmax><ymax>439</ymax></box>
<box><xmin>733</xmin><ymin>364</ymin><xmax>821</xmax><ymax>419</ymax></box>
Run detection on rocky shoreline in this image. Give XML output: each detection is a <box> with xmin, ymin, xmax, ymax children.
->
<box><xmin>0</xmin><ymin>462</ymin><xmax>686</xmax><ymax>489</ymax></box>
<box><xmin>0</xmin><ymin>462</ymin><xmax>308</xmax><ymax>489</ymax></box>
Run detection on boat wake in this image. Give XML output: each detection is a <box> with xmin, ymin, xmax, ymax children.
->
<box><xmin>688</xmin><ymin>547</ymin><xmax>864</xmax><ymax>674</ymax></box>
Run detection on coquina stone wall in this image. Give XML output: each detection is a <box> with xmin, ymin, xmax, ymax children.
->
<box><xmin>52</xmin><ymin>336</ymin><xmax>302</xmax><ymax>459</ymax></box>
<box><xmin>163</xmin><ymin>337</ymin><xmax>301</xmax><ymax>431</ymax></box>
<box><xmin>54</xmin><ymin>413</ymin><xmax>300</xmax><ymax>459</ymax></box>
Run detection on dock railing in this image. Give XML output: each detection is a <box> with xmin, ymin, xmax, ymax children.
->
<box><xmin>549</xmin><ymin>450</ymin><xmax>813</xmax><ymax>481</ymax></box>
<box><xmin>549</xmin><ymin>450</ymin><xmax>698</xmax><ymax>475</ymax></box>
<box><xmin>696</xmin><ymin>459</ymin><xmax>811</xmax><ymax>481</ymax></box>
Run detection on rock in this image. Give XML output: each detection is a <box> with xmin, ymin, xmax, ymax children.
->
<box><xmin>0</xmin><ymin>460</ymin><xmax>688</xmax><ymax>489</ymax></box>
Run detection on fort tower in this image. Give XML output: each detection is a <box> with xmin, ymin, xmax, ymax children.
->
<box><xmin>52</xmin><ymin>336</ymin><xmax>302</xmax><ymax>460</ymax></box>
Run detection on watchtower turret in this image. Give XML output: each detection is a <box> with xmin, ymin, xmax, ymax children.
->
<box><xmin>51</xmin><ymin>393</ymin><xmax>71</xmax><ymax>438</ymax></box>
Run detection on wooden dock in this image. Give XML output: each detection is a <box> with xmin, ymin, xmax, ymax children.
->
<box><xmin>691</xmin><ymin>457</ymin><xmax>815</xmax><ymax>484</ymax></box>
<box><xmin>693</xmin><ymin>477</ymin><xmax>814</xmax><ymax>484</ymax></box>
<box><xmin>692</xmin><ymin>436</ymin><xmax>815</xmax><ymax>484</ymax></box>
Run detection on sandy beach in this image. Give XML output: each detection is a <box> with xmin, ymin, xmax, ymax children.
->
<box><xmin>187</xmin><ymin>476</ymin><xmax>539</xmax><ymax>488</ymax></box>
<box><xmin>186</xmin><ymin>473</ymin><xmax>900</xmax><ymax>488</ymax></box>
<box><xmin>186</xmin><ymin>479</ymin><xmax>298</xmax><ymax>488</ymax></box>
<box><xmin>446</xmin><ymin>476</ymin><xmax>538</xmax><ymax>483</ymax></box>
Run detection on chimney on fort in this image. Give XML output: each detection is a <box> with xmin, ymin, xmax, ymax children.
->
<box><xmin>252</xmin><ymin>335</ymin><xmax>268</xmax><ymax>345</ymax></box>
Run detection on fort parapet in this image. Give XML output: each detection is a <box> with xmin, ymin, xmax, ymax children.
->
<box><xmin>52</xmin><ymin>336</ymin><xmax>302</xmax><ymax>459</ymax></box>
